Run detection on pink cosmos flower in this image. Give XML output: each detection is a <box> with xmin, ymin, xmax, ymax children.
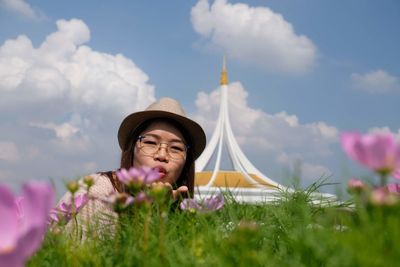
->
<box><xmin>347</xmin><ymin>178</ymin><xmax>366</xmax><ymax>192</ymax></box>
<box><xmin>49</xmin><ymin>194</ymin><xmax>89</xmax><ymax>224</ymax></box>
<box><xmin>0</xmin><ymin>181</ymin><xmax>54</xmax><ymax>267</ymax></box>
<box><xmin>370</xmin><ymin>187</ymin><xmax>399</xmax><ymax>206</ymax></box>
<box><xmin>133</xmin><ymin>191</ymin><xmax>152</xmax><ymax>206</ymax></box>
<box><xmin>179</xmin><ymin>198</ymin><xmax>201</xmax><ymax>212</ymax></box>
<box><xmin>341</xmin><ymin>132</ymin><xmax>400</xmax><ymax>176</ymax></box>
<box><xmin>100</xmin><ymin>192</ymin><xmax>134</xmax><ymax>213</ymax></box>
<box><xmin>180</xmin><ymin>194</ymin><xmax>224</xmax><ymax>213</ymax></box>
<box><xmin>116</xmin><ymin>167</ymin><xmax>161</xmax><ymax>188</ymax></box>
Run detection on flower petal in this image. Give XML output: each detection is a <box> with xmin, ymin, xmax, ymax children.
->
<box><xmin>0</xmin><ymin>186</ymin><xmax>18</xmax><ymax>253</ymax></box>
<box><xmin>74</xmin><ymin>194</ymin><xmax>89</xmax><ymax>211</ymax></box>
<box><xmin>18</xmin><ymin>182</ymin><xmax>54</xmax><ymax>257</ymax></box>
<box><xmin>0</xmin><ymin>252</ymin><xmax>22</xmax><ymax>267</ymax></box>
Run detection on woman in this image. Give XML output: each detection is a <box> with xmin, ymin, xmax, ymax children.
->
<box><xmin>55</xmin><ymin>97</ymin><xmax>206</xmax><ymax>227</ymax></box>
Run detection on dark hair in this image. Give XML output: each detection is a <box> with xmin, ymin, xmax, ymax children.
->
<box><xmin>106</xmin><ymin>118</ymin><xmax>195</xmax><ymax>197</ymax></box>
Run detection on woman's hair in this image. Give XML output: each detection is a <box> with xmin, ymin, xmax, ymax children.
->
<box><xmin>106</xmin><ymin>118</ymin><xmax>195</xmax><ymax>197</ymax></box>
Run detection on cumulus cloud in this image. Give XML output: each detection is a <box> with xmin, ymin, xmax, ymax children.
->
<box><xmin>351</xmin><ymin>70</ymin><xmax>400</xmax><ymax>93</ymax></box>
<box><xmin>0</xmin><ymin>19</ymin><xmax>155</xmax><ymax>189</ymax></box>
<box><xmin>0</xmin><ymin>19</ymin><xmax>155</xmax><ymax>113</ymax></box>
<box><xmin>0</xmin><ymin>0</ymin><xmax>44</xmax><ymax>20</ymax></box>
<box><xmin>29</xmin><ymin>121</ymin><xmax>80</xmax><ymax>141</ymax></box>
<box><xmin>191</xmin><ymin>0</ymin><xmax>317</xmax><ymax>74</ymax></box>
<box><xmin>193</xmin><ymin>82</ymin><xmax>337</xmax><ymax>184</ymax></box>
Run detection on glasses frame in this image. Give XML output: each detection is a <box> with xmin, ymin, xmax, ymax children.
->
<box><xmin>136</xmin><ymin>135</ymin><xmax>189</xmax><ymax>160</ymax></box>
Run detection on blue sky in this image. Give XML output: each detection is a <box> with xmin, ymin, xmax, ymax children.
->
<box><xmin>0</xmin><ymin>0</ymin><xmax>399</xmax><ymax>195</ymax></box>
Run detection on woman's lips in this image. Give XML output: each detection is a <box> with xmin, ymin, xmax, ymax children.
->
<box><xmin>155</xmin><ymin>167</ymin><xmax>167</xmax><ymax>178</ymax></box>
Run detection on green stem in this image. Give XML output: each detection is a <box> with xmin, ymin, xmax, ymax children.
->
<box><xmin>380</xmin><ymin>173</ymin><xmax>388</xmax><ymax>187</ymax></box>
<box><xmin>159</xmin><ymin>210</ymin><xmax>166</xmax><ymax>259</ymax></box>
<box><xmin>86</xmin><ymin>188</ymin><xmax>92</xmax><ymax>237</ymax></box>
<box><xmin>143</xmin><ymin>207</ymin><xmax>151</xmax><ymax>252</ymax></box>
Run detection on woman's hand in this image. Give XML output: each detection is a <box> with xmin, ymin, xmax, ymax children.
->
<box><xmin>172</xmin><ymin>185</ymin><xmax>188</xmax><ymax>200</ymax></box>
<box><xmin>150</xmin><ymin>182</ymin><xmax>188</xmax><ymax>201</ymax></box>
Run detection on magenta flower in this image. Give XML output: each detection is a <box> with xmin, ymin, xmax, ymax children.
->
<box><xmin>341</xmin><ymin>132</ymin><xmax>400</xmax><ymax>177</ymax></box>
<box><xmin>49</xmin><ymin>194</ymin><xmax>89</xmax><ymax>224</ymax></box>
<box><xmin>180</xmin><ymin>194</ymin><xmax>224</xmax><ymax>213</ymax></box>
<box><xmin>116</xmin><ymin>167</ymin><xmax>161</xmax><ymax>188</ymax></box>
<box><xmin>0</xmin><ymin>181</ymin><xmax>54</xmax><ymax>267</ymax></box>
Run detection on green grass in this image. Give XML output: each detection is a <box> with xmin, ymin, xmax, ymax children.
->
<box><xmin>28</xmin><ymin>187</ymin><xmax>400</xmax><ymax>267</ymax></box>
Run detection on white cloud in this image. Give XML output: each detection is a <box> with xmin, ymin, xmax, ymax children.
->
<box><xmin>351</xmin><ymin>70</ymin><xmax>400</xmax><ymax>93</ymax></box>
<box><xmin>191</xmin><ymin>0</ymin><xmax>317</xmax><ymax>74</ymax></box>
<box><xmin>0</xmin><ymin>19</ymin><xmax>156</xmax><ymax>190</ymax></box>
<box><xmin>0</xmin><ymin>0</ymin><xmax>43</xmax><ymax>20</ymax></box>
<box><xmin>0</xmin><ymin>19</ymin><xmax>155</xmax><ymax>113</ymax></box>
<box><xmin>29</xmin><ymin>115</ymin><xmax>92</xmax><ymax>152</ymax></box>
<box><xmin>29</xmin><ymin>121</ymin><xmax>80</xmax><ymax>141</ymax></box>
<box><xmin>0</xmin><ymin>141</ymin><xmax>20</xmax><ymax>162</ymax></box>
<box><xmin>193</xmin><ymin>82</ymin><xmax>337</xmax><ymax>184</ymax></box>
<box><xmin>276</xmin><ymin>152</ymin><xmax>331</xmax><ymax>182</ymax></box>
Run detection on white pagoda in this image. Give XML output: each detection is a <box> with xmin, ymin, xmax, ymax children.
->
<box><xmin>194</xmin><ymin>58</ymin><xmax>338</xmax><ymax>204</ymax></box>
<box><xmin>194</xmin><ymin>57</ymin><xmax>286</xmax><ymax>203</ymax></box>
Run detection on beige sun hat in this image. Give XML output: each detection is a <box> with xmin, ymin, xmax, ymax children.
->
<box><xmin>118</xmin><ymin>97</ymin><xmax>206</xmax><ymax>160</ymax></box>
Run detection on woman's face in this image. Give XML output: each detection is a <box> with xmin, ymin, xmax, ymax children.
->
<box><xmin>133</xmin><ymin>121</ymin><xmax>187</xmax><ymax>184</ymax></box>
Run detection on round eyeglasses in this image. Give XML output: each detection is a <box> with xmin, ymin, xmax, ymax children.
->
<box><xmin>137</xmin><ymin>135</ymin><xmax>189</xmax><ymax>160</ymax></box>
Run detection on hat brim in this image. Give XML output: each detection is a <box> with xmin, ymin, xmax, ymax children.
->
<box><xmin>118</xmin><ymin>110</ymin><xmax>206</xmax><ymax>160</ymax></box>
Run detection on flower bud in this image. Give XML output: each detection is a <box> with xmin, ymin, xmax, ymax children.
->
<box><xmin>347</xmin><ymin>178</ymin><xmax>365</xmax><ymax>194</ymax></box>
<box><xmin>66</xmin><ymin>181</ymin><xmax>79</xmax><ymax>194</ymax></box>
<box><xmin>83</xmin><ymin>176</ymin><xmax>94</xmax><ymax>188</ymax></box>
<box><xmin>149</xmin><ymin>183</ymin><xmax>170</xmax><ymax>205</ymax></box>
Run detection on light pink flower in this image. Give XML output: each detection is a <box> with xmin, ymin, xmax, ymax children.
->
<box><xmin>0</xmin><ymin>182</ymin><xmax>54</xmax><ymax>267</ymax></box>
<box><xmin>347</xmin><ymin>178</ymin><xmax>366</xmax><ymax>192</ymax></box>
<box><xmin>180</xmin><ymin>194</ymin><xmax>224</xmax><ymax>213</ymax></box>
<box><xmin>180</xmin><ymin>198</ymin><xmax>201</xmax><ymax>212</ymax></box>
<box><xmin>116</xmin><ymin>167</ymin><xmax>160</xmax><ymax>188</ymax></box>
<box><xmin>133</xmin><ymin>191</ymin><xmax>152</xmax><ymax>205</ymax></box>
<box><xmin>370</xmin><ymin>186</ymin><xmax>399</xmax><ymax>206</ymax></box>
<box><xmin>341</xmin><ymin>132</ymin><xmax>400</xmax><ymax>175</ymax></box>
<box><xmin>100</xmin><ymin>192</ymin><xmax>134</xmax><ymax>213</ymax></box>
<box><xmin>49</xmin><ymin>194</ymin><xmax>89</xmax><ymax>224</ymax></box>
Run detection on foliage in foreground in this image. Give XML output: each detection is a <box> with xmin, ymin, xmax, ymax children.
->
<box><xmin>28</xmin><ymin>185</ymin><xmax>400</xmax><ymax>267</ymax></box>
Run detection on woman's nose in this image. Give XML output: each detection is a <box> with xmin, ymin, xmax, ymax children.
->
<box><xmin>154</xmin><ymin>145</ymin><xmax>169</xmax><ymax>162</ymax></box>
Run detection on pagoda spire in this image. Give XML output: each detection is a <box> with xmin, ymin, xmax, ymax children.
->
<box><xmin>220</xmin><ymin>55</ymin><xmax>228</xmax><ymax>85</ymax></box>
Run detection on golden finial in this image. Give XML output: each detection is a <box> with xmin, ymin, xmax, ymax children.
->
<box><xmin>220</xmin><ymin>55</ymin><xmax>228</xmax><ymax>85</ymax></box>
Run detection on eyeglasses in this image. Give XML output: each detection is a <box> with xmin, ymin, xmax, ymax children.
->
<box><xmin>137</xmin><ymin>135</ymin><xmax>189</xmax><ymax>160</ymax></box>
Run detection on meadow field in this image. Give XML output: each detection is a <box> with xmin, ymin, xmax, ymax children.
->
<box><xmin>28</xmin><ymin>183</ymin><xmax>399</xmax><ymax>267</ymax></box>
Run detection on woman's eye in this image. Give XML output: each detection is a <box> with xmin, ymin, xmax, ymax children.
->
<box><xmin>143</xmin><ymin>140</ymin><xmax>157</xmax><ymax>145</ymax></box>
<box><xmin>171</xmin><ymin>146</ymin><xmax>184</xmax><ymax>152</ymax></box>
